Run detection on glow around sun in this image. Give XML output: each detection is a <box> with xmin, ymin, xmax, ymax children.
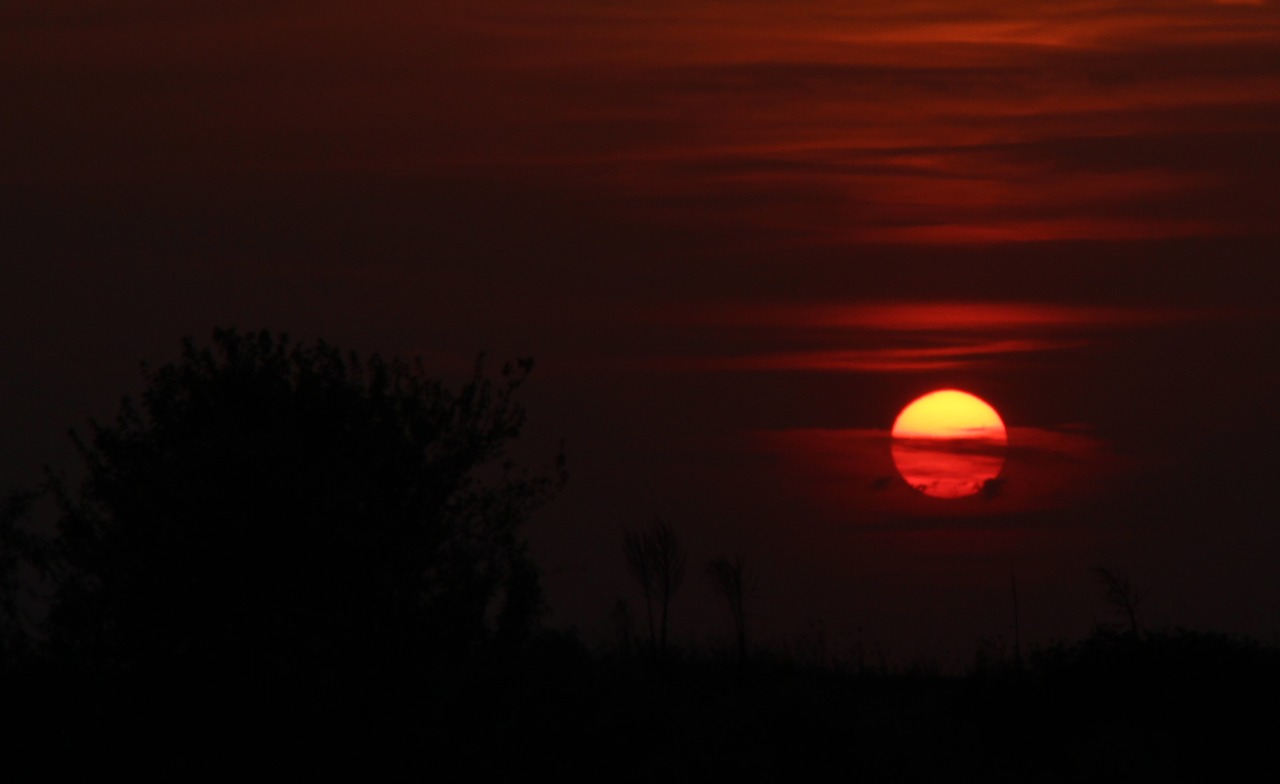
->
<box><xmin>891</xmin><ymin>389</ymin><xmax>1008</xmax><ymax>499</ymax></box>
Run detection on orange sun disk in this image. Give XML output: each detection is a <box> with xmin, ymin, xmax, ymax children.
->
<box><xmin>891</xmin><ymin>389</ymin><xmax>1008</xmax><ymax>499</ymax></box>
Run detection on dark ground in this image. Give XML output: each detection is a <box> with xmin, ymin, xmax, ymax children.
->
<box><xmin>6</xmin><ymin>626</ymin><xmax>1275</xmax><ymax>780</ymax></box>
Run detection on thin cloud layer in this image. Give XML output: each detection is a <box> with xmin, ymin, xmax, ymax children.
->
<box><xmin>663</xmin><ymin>301</ymin><xmax>1185</xmax><ymax>330</ymax></box>
<box><xmin>385</xmin><ymin>1</ymin><xmax>1280</xmax><ymax>245</ymax></box>
<box><xmin>7</xmin><ymin>1</ymin><xmax>1279</xmax><ymax>251</ymax></box>
<box><xmin>655</xmin><ymin>339</ymin><xmax>1080</xmax><ymax>374</ymax></box>
<box><xmin>758</xmin><ymin>424</ymin><xmax>1120</xmax><ymax>518</ymax></box>
<box><xmin>645</xmin><ymin>300</ymin><xmax>1189</xmax><ymax>374</ymax></box>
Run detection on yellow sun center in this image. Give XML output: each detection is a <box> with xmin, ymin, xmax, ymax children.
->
<box><xmin>890</xmin><ymin>389</ymin><xmax>1008</xmax><ymax>499</ymax></box>
<box><xmin>891</xmin><ymin>389</ymin><xmax>1007</xmax><ymax>442</ymax></box>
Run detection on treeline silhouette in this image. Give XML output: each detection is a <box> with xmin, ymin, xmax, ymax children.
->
<box><xmin>1</xmin><ymin>329</ymin><xmax>1277</xmax><ymax>777</ymax></box>
<box><xmin>2</xmin><ymin>330</ymin><xmax>563</xmax><ymax>715</ymax></box>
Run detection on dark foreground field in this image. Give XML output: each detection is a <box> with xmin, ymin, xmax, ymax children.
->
<box><xmin>6</xmin><ymin>627</ymin><xmax>1276</xmax><ymax>780</ymax></box>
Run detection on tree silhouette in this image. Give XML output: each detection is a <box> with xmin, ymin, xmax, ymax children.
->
<box><xmin>45</xmin><ymin>329</ymin><xmax>564</xmax><ymax>677</ymax></box>
<box><xmin>1092</xmin><ymin>566</ymin><xmax>1147</xmax><ymax>638</ymax></box>
<box><xmin>623</xmin><ymin>518</ymin><xmax>685</xmax><ymax>659</ymax></box>
<box><xmin>705</xmin><ymin>555</ymin><xmax>757</xmax><ymax>665</ymax></box>
<box><xmin>0</xmin><ymin>490</ymin><xmax>42</xmax><ymax>665</ymax></box>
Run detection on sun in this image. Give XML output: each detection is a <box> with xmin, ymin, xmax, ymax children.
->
<box><xmin>891</xmin><ymin>389</ymin><xmax>1008</xmax><ymax>499</ymax></box>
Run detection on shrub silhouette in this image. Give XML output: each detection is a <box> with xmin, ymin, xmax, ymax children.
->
<box><xmin>46</xmin><ymin>329</ymin><xmax>564</xmax><ymax>677</ymax></box>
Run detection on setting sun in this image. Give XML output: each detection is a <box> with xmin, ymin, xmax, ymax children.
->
<box><xmin>891</xmin><ymin>389</ymin><xmax>1008</xmax><ymax>499</ymax></box>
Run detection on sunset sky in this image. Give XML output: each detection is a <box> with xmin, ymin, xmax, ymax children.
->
<box><xmin>4</xmin><ymin>1</ymin><xmax>1280</xmax><ymax>661</ymax></box>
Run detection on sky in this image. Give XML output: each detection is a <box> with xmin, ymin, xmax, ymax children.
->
<box><xmin>4</xmin><ymin>0</ymin><xmax>1280</xmax><ymax>663</ymax></box>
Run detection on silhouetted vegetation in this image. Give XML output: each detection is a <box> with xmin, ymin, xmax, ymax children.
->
<box><xmin>1093</xmin><ymin>565</ymin><xmax>1148</xmax><ymax>637</ymax></box>
<box><xmin>624</xmin><ymin>517</ymin><xmax>686</xmax><ymax>660</ymax></box>
<box><xmin>40</xmin><ymin>329</ymin><xmax>564</xmax><ymax>684</ymax></box>
<box><xmin>705</xmin><ymin>554</ymin><xmax>757</xmax><ymax>664</ymax></box>
<box><xmin>374</xmin><ymin>624</ymin><xmax>1279</xmax><ymax>779</ymax></box>
<box><xmin>0</xmin><ymin>489</ymin><xmax>42</xmax><ymax>666</ymax></box>
<box><xmin>2</xmin><ymin>329</ymin><xmax>1276</xmax><ymax>777</ymax></box>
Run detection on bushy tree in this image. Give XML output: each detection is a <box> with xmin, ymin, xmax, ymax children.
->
<box><xmin>0</xmin><ymin>490</ymin><xmax>42</xmax><ymax>665</ymax></box>
<box><xmin>46</xmin><ymin>329</ymin><xmax>564</xmax><ymax>676</ymax></box>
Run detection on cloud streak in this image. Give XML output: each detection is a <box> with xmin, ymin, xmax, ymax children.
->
<box><xmin>662</xmin><ymin>301</ymin><xmax>1187</xmax><ymax>330</ymax></box>
<box><xmin>652</xmin><ymin>338</ymin><xmax>1081</xmax><ymax>374</ymax></box>
<box><xmin>5</xmin><ymin>0</ymin><xmax>1279</xmax><ymax>252</ymax></box>
<box><xmin>757</xmin><ymin>423</ymin><xmax>1121</xmax><ymax>518</ymax></box>
<box><xmin>643</xmin><ymin>300</ymin><xmax>1193</xmax><ymax>374</ymax></box>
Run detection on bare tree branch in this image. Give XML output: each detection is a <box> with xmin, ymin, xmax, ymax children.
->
<box><xmin>623</xmin><ymin>518</ymin><xmax>685</xmax><ymax>659</ymax></box>
<box><xmin>706</xmin><ymin>555</ymin><xmax>757</xmax><ymax>664</ymax></box>
<box><xmin>1092</xmin><ymin>566</ymin><xmax>1148</xmax><ymax>637</ymax></box>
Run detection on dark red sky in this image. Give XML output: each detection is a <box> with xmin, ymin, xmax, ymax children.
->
<box><xmin>4</xmin><ymin>1</ymin><xmax>1280</xmax><ymax>662</ymax></box>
